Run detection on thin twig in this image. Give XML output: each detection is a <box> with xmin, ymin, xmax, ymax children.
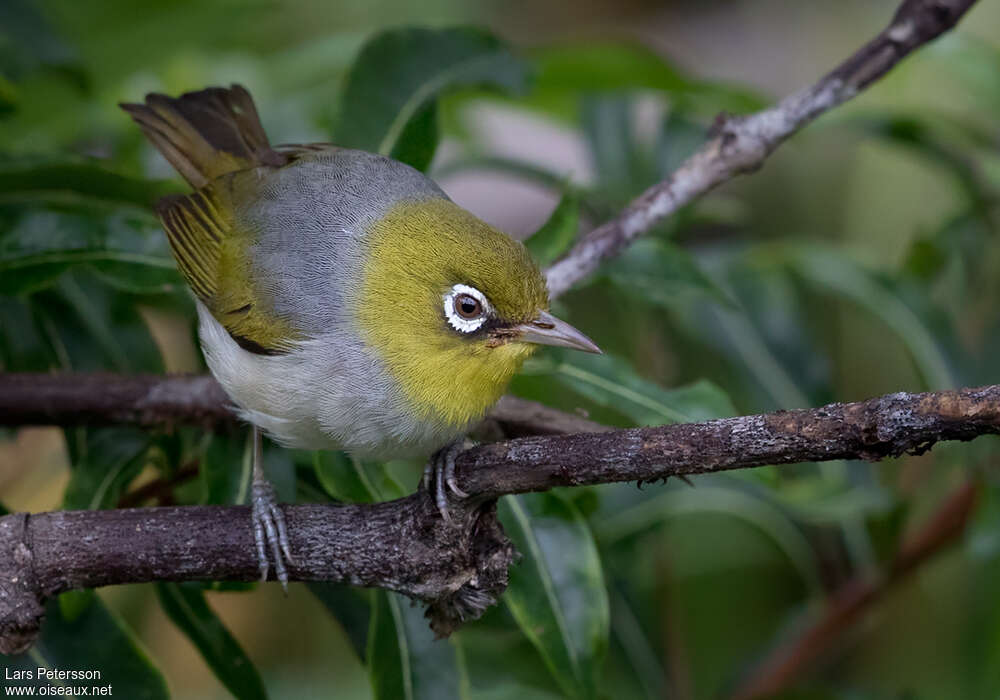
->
<box><xmin>543</xmin><ymin>0</ymin><xmax>980</xmax><ymax>298</ymax></box>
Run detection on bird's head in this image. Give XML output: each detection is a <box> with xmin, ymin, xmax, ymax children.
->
<box><xmin>357</xmin><ymin>197</ymin><xmax>600</xmax><ymax>428</ymax></box>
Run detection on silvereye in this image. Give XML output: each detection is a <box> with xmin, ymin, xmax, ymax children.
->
<box><xmin>121</xmin><ymin>85</ymin><xmax>600</xmax><ymax>586</ymax></box>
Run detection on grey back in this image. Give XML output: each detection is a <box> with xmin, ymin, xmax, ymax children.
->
<box><xmin>235</xmin><ymin>148</ymin><xmax>446</xmax><ymax>335</ymax></box>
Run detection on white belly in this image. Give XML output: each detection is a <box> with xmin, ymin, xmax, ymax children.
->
<box><xmin>196</xmin><ymin>302</ymin><xmax>465</xmax><ymax>457</ymax></box>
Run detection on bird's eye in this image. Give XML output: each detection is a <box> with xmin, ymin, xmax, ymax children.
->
<box><xmin>443</xmin><ymin>284</ymin><xmax>491</xmax><ymax>334</ymax></box>
<box><xmin>454</xmin><ymin>293</ymin><xmax>482</xmax><ymax>319</ymax></box>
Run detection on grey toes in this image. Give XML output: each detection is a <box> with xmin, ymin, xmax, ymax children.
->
<box><xmin>424</xmin><ymin>440</ymin><xmax>473</xmax><ymax>523</ymax></box>
<box><xmin>252</xmin><ymin>478</ymin><xmax>292</xmax><ymax>592</ymax></box>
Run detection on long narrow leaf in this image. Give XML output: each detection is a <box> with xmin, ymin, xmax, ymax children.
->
<box><xmin>1</xmin><ymin>596</ymin><xmax>167</xmax><ymax>699</ymax></box>
<box><xmin>501</xmin><ymin>493</ymin><xmax>609</xmax><ymax>700</ymax></box>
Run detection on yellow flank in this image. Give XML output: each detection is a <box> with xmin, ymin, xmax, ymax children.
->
<box><xmin>358</xmin><ymin>198</ymin><xmax>549</xmax><ymax>428</ymax></box>
<box><xmin>158</xmin><ymin>186</ymin><xmax>301</xmax><ymax>353</ymax></box>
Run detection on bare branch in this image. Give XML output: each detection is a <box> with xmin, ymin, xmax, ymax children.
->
<box><xmin>543</xmin><ymin>0</ymin><xmax>980</xmax><ymax>298</ymax></box>
<box><xmin>2</xmin><ymin>384</ymin><xmax>998</xmax><ymax>653</ymax></box>
<box><xmin>0</xmin><ymin>373</ymin><xmax>231</xmax><ymax>430</ymax></box>
<box><xmin>0</xmin><ymin>373</ymin><xmax>603</xmax><ymax>438</ymax></box>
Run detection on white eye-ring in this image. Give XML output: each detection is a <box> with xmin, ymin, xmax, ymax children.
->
<box><xmin>443</xmin><ymin>284</ymin><xmax>491</xmax><ymax>333</ymax></box>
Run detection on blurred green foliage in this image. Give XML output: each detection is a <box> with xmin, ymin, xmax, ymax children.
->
<box><xmin>2</xmin><ymin>1</ymin><xmax>1000</xmax><ymax>699</ymax></box>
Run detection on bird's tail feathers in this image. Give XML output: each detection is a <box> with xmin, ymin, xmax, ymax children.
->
<box><xmin>120</xmin><ymin>84</ymin><xmax>286</xmax><ymax>188</ymax></box>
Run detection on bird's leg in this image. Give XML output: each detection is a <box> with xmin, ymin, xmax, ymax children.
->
<box><xmin>250</xmin><ymin>426</ymin><xmax>294</xmax><ymax>591</ymax></box>
<box><xmin>422</xmin><ymin>440</ymin><xmax>472</xmax><ymax>523</ymax></box>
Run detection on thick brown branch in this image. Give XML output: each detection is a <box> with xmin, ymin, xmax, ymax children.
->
<box><xmin>1</xmin><ymin>384</ymin><xmax>998</xmax><ymax>653</ymax></box>
<box><xmin>543</xmin><ymin>0</ymin><xmax>979</xmax><ymax>298</ymax></box>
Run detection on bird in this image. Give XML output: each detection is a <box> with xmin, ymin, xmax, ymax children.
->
<box><xmin>121</xmin><ymin>84</ymin><xmax>601</xmax><ymax>588</ymax></box>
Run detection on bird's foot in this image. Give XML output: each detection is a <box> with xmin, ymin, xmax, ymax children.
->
<box><xmin>251</xmin><ymin>475</ymin><xmax>294</xmax><ymax>592</ymax></box>
<box><xmin>422</xmin><ymin>440</ymin><xmax>472</xmax><ymax>524</ymax></box>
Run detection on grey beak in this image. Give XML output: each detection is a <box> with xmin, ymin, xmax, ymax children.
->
<box><xmin>515</xmin><ymin>310</ymin><xmax>602</xmax><ymax>354</ymax></box>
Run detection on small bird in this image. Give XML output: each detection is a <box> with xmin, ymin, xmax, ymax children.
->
<box><xmin>121</xmin><ymin>85</ymin><xmax>601</xmax><ymax>587</ymax></box>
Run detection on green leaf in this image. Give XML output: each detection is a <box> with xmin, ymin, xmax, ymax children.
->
<box><xmin>501</xmin><ymin>492</ymin><xmax>609</xmax><ymax>699</ymax></box>
<box><xmin>531</xmin><ymin>350</ymin><xmax>736</xmax><ymax>425</ymax></box>
<box><xmin>57</xmin><ymin>589</ymin><xmax>94</xmax><ymax>623</ymax></box>
<box><xmin>1</xmin><ymin>596</ymin><xmax>167</xmax><ymax>699</ymax></box>
<box><xmin>307</xmin><ymin>584</ymin><xmax>371</xmax><ymax>662</ymax></box>
<box><xmin>776</xmin><ymin>244</ymin><xmax>956</xmax><ymax>390</ymax></box>
<box><xmin>0</xmin><ymin>208</ymin><xmax>180</xmax><ymax>296</ymax></box>
<box><xmin>333</xmin><ymin>26</ymin><xmax>528</xmax><ymax>170</ymax></box>
<box><xmin>607</xmin><ymin>586</ymin><xmax>668</xmax><ymax>700</ymax></box>
<box><xmin>0</xmin><ymin>0</ymin><xmax>87</xmax><ymax>92</ymax></box>
<box><xmin>368</xmin><ymin>591</ymin><xmax>468</xmax><ymax>700</ymax></box>
<box><xmin>602</xmin><ymin>237</ymin><xmax>733</xmax><ymax>309</ymax></box>
<box><xmin>525</xmin><ymin>191</ymin><xmax>579</xmax><ymax>266</ymax></box>
<box><xmin>62</xmin><ymin>427</ymin><xmax>152</xmax><ymax>510</ymax></box>
<box><xmin>0</xmin><ymin>296</ymin><xmax>55</xmax><ymax>371</ymax></box>
<box><xmin>454</xmin><ymin>608</ymin><xmax>570</xmax><ymax>698</ymax></box>
<box><xmin>523</xmin><ymin>42</ymin><xmax>766</xmax><ymax>120</ymax></box>
<box><xmin>580</xmin><ymin>95</ymin><xmax>658</xmax><ymax>201</ymax></box>
<box><xmin>849</xmin><ymin>112</ymin><xmax>994</xmax><ymax>214</ymax></box>
<box><xmin>202</xmin><ymin>430</ymin><xmax>253</xmax><ymax>506</ymax></box>
<box><xmin>155</xmin><ymin>582</ymin><xmax>267</xmax><ymax>700</ymax></box>
<box><xmin>312</xmin><ymin>451</ymin><xmax>405</xmax><ymax>503</ymax></box>
<box><xmin>32</xmin><ymin>273</ymin><xmax>165</xmax><ymax>373</ymax></box>
<box><xmin>0</xmin><ymin>75</ymin><xmax>17</xmax><ymax>117</ymax></box>
<box><xmin>314</xmin><ymin>451</ymin><xmax>380</xmax><ymax>504</ymax></box>
<box><xmin>966</xmin><ymin>484</ymin><xmax>1000</xmax><ymax>698</ymax></box>
<box><xmin>594</xmin><ymin>481</ymin><xmax>823</xmax><ymax>593</ymax></box>
<box><xmin>0</xmin><ymin>158</ymin><xmax>174</xmax><ymax>209</ymax></box>
<box><xmin>388</xmin><ymin>100</ymin><xmax>440</xmax><ymax>174</ymax></box>
<box><xmin>532</xmin><ymin>42</ymin><xmax>690</xmax><ymax>96</ymax></box>
<box><xmin>261</xmin><ymin>441</ymin><xmax>298</xmax><ymax>503</ymax></box>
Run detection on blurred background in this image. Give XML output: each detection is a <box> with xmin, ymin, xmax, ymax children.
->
<box><xmin>2</xmin><ymin>0</ymin><xmax>1000</xmax><ymax>698</ymax></box>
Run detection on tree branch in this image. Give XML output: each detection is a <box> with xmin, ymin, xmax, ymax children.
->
<box><xmin>543</xmin><ymin>0</ymin><xmax>979</xmax><ymax>298</ymax></box>
<box><xmin>0</xmin><ymin>373</ymin><xmax>606</xmax><ymax>438</ymax></box>
<box><xmin>0</xmin><ymin>373</ymin><xmax>232</xmax><ymax>430</ymax></box>
<box><xmin>2</xmin><ymin>384</ymin><xmax>998</xmax><ymax>653</ymax></box>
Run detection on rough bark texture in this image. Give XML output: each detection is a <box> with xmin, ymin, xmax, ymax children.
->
<box><xmin>1</xmin><ymin>385</ymin><xmax>998</xmax><ymax>653</ymax></box>
<box><xmin>460</xmin><ymin>386</ymin><xmax>1000</xmax><ymax>498</ymax></box>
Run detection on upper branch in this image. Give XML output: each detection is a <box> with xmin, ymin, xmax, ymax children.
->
<box><xmin>543</xmin><ymin>0</ymin><xmax>979</xmax><ymax>298</ymax></box>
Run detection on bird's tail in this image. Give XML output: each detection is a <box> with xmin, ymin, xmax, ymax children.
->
<box><xmin>120</xmin><ymin>84</ymin><xmax>286</xmax><ymax>188</ymax></box>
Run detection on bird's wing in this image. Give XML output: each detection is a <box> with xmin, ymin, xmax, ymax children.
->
<box><xmin>157</xmin><ymin>185</ymin><xmax>303</xmax><ymax>355</ymax></box>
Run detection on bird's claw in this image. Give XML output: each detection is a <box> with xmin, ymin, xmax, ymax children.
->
<box><xmin>251</xmin><ymin>476</ymin><xmax>294</xmax><ymax>592</ymax></box>
<box><xmin>423</xmin><ymin>441</ymin><xmax>472</xmax><ymax>523</ymax></box>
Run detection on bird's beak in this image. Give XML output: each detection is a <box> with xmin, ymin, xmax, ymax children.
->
<box><xmin>514</xmin><ymin>310</ymin><xmax>602</xmax><ymax>354</ymax></box>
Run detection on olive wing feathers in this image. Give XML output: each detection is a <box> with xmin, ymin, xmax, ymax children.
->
<box><xmin>157</xmin><ymin>187</ymin><xmax>302</xmax><ymax>355</ymax></box>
